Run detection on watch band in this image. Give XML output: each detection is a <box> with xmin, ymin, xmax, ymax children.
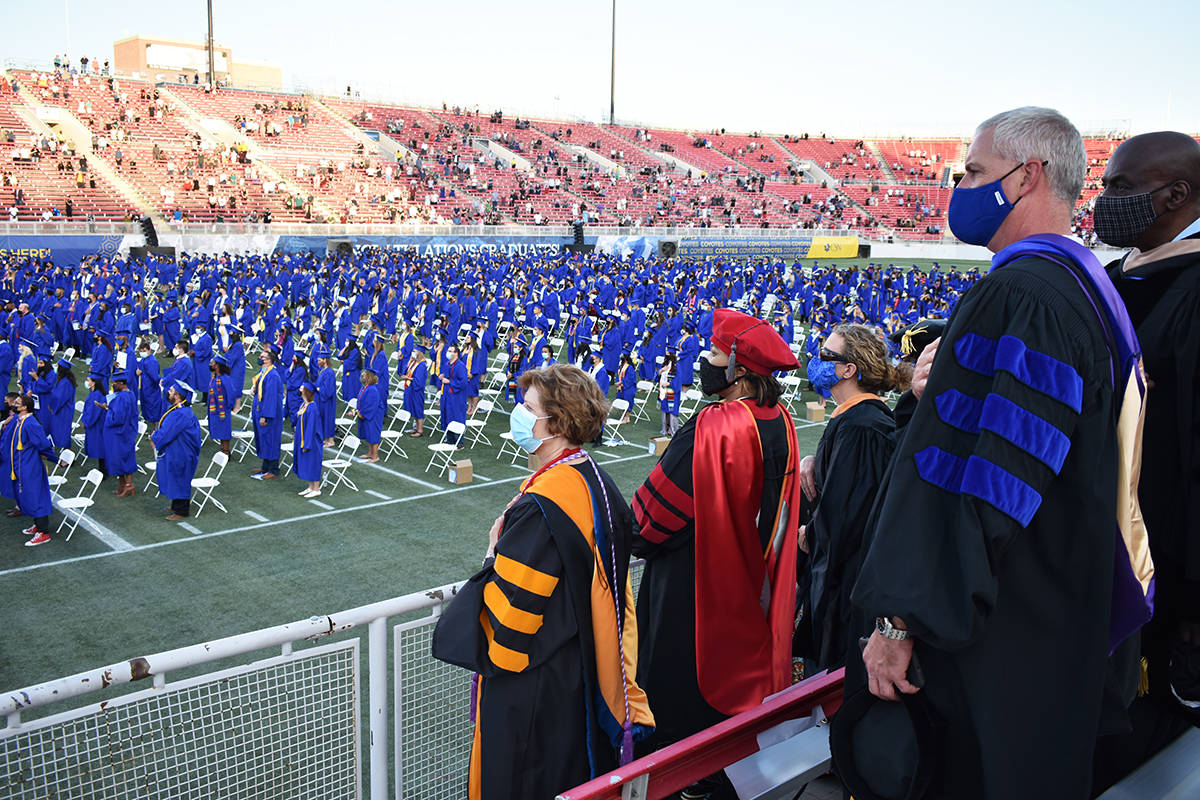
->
<box><xmin>875</xmin><ymin>616</ymin><xmax>910</xmax><ymax>640</ymax></box>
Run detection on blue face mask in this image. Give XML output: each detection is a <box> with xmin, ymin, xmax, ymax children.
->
<box><xmin>807</xmin><ymin>357</ymin><xmax>840</xmax><ymax>399</ymax></box>
<box><xmin>947</xmin><ymin>162</ymin><xmax>1026</xmax><ymax>246</ymax></box>
<box><xmin>509</xmin><ymin>403</ymin><xmax>550</xmax><ymax>453</ymax></box>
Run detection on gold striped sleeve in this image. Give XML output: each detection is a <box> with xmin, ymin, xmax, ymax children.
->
<box><xmin>484</xmin><ymin>582</ymin><xmax>544</xmax><ymax>635</ymax></box>
<box><xmin>494</xmin><ymin>553</ymin><xmax>559</xmax><ymax>598</ymax></box>
<box><xmin>480</xmin><ymin>612</ymin><xmax>530</xmax><ymax>673</ymax></box>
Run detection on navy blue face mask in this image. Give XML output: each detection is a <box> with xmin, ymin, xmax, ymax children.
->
<box><xmin>948</xmin><ymin>161</ymin><xmax>1038</xmax><ymax>246</ymax></box>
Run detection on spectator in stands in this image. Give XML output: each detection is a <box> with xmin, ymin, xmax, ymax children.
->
<box><xmin>795</xmin><ymin>325</ymin><xmax>907</xmax><ymax>673</ymax></box>
<box><xmin>633</xmin><ymin>309</ymin><xmax>802</xmax><ymax>800</ymax></box>
<box><xmin>1090</xmin><ymin>131</ymin><xmax>1200</xmax><ymax>791</ymax></box>
<box><xmin>432</xmin><ymin>364</ymin><xmax>654</xmax><ymax>800</ymax></box>
<box><xmin>845</xmin><ymin>108</ymin><xmax>1154</xmax><ymax>799</ymax></box>
<box><xmin>152</xmin><ymin>380</ymin><xmax>202</xmax><ymax>521</ymax></box>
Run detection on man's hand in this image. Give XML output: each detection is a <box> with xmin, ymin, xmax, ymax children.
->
<box><xmin>259</xmin><ymin>417</ymin><xmax>268</xmax><ymax>426</ymax></box>
<box><xmin>799</xmin><ymin>454</ymin><xmax>817</xmax><ymax>501</ymax></box>
<box><xmin>911</xmin><ymin>337</ymin><xmax>941</xmax><ymax>400</ymax></box>
<box><xmin>863</xmin><ymin>629</ymin><xmax>920</xmax><ymax>701</ymax></box>
<box><xmin>798</xmin><ymin>524</ymin><xmax>809</xmax><ymax>555</ymax></box>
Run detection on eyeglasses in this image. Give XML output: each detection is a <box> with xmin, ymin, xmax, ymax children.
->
<box><xmin>819</xmin><ymin>346</ymin><xmax>850</xmax><ymax>363</ymax></box>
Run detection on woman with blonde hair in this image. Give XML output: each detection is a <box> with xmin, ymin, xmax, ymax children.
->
<box><xmin>798</xmin><ymin>323</ymin><xmax>911</xmax><ymax>671</ymax></box>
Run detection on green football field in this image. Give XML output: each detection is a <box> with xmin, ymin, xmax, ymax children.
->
<box><xmin>0</xmin><ymin>349</ymin><xmax>833</xmax><ymax>703</ymax></box>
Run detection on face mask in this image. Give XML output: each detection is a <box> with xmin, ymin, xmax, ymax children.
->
<box><xmin>698</xmin><ymin>356</ymin><xmax>733</xmax><ymax>396</ymax></box>
<box><xmin>509</xmin><ymin>403</ymin><xmax>550</xmax><ymax>453</ymax></box>
<box><xmin>807</xmin><ymin>357</ymin><xmax>841</xmax><ymax>399</ymax></box>
<box><xmin>947</xmin><ymin>162</ymin><xmax>1026</xmax><ymax>246</ymax></box>
<box><xmin>1092</xmin><ymin>183</ymin><xmax>1173</xmax><ymax>247</ymax></box>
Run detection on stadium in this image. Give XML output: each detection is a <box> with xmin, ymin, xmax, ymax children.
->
<box><xmin>1</xmin><ymin>2</ymin><xmax>1198</xmax><ymax>799</ymax></box>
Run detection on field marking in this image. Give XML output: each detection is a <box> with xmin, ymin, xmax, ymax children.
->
<box><xmin>52</xmin><ymin>496</ymin><xmax>134</xmax><ymax>552</ymax></box>
<box><xmin>0</xmin><ymin>450</ymin><xmax>657</xmax><ymax>578</ymax></box>
<box><xmin>360</xmin><ymin>459</ymin><xmax>442</xmax><ymax>491</ymax></box>
<box><xmin>470</xmin><ymin>472</ymin><xmax>491</xmax><ymax>482</ymax></box>
<box><xmin>178</xmin><ymin>522</ymin><xmax>202</xmax><ymax>535</ymax></box>
<box><xmin>244</xmin><ymin>510</ymin><xmax>268</xmax><ymax>522</ymax></box>
<box><xmin>308</xmin><ymin>499</ymin><xmax>334</xmax><ymax>510</ymax></box>
<box><xmin>364</xmin><ymin>490</ymin><xmax>390</xmax><ymax>500</ymax></box>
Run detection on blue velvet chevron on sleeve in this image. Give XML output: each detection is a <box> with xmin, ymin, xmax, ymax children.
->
<box><xmin>933</xmin><ymin>389</ymin><xmax>1072</xmax><ymax>473</ymax></box>
<box><xmin>914</xmin><ymin>446</ymin><xmax>1043</xmax><ymax>527</ymax></box>
<box><xmin>953</xmin><ymin>333</ymin><xmax>1084</xmax><ymax>412</ymax></box>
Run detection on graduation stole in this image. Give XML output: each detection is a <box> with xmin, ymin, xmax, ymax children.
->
<box><xmin>156</xmin><ymin>402</ymin><xmax>183</xmax><ymax>430</ymax></box>
<box><xmin>402</xmin><ymin>357</ymin><xmax>421</xmax><ymax>388</ymax></box>
<box><xmin>253</xmin><ymin>365</ymin><xmax>275</xmax><ymax>402</ymax></box>
<box><xmin>297</xmin><ymin>400</ymin><xmax>311</xmax><ymax>450</ymax></box>
<box><xmin>208</xmin><ymin>376</ymin><xmax>226</xmax><ymax>418</ymax></box>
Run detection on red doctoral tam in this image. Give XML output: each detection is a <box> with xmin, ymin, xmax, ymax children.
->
<box><xmin>710</xmin><ymin>308</ymin><xmax>799</xmax><ymax>374</ymax></box>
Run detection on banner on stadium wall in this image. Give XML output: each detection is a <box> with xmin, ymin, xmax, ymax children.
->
<box><xmin>675</xmin><ymin>235</ymin><xmax>859</xmax><ymax>260</ymax></box>
<box><xmin>273</xmin><ymin>235</ymin><xmax>576</xmax><ymax>257</ymax></box>
<box><xmin>0</xmin><ymin>235</ymin><xmax>126</xmax><ymax>268</ymax></box>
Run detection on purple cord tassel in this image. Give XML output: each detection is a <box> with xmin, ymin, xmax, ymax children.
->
<box><xmin>469</xmin><ymin>673</ymin><xmax>479</xmax><ymax>724</ymax></box>
<box><xmin>621</xmin><ymin>719</ymin><xmax>634</xmax><ymax>765</ymax></box>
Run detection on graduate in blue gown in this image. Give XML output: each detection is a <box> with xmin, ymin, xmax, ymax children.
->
<box><xmin>339</xmin><ymin>335</ymin><xmax>362</xmax><ymax>402</ymax></box>
<box><xmin>0</xmin><ymin>394</ymin><xmax>19</xmax><ymax>511</ymax></box>
<box><xmin>356</xmin><ymin>368</ymin><xmax>384</xmax><ymax>461</ymax></box>
<box><xmin>46</xmin><ymin>358</ymin><xmax>76</xmax><ymax>449</ymax></box>
<box><xmin>616</xmin><ymin>352</ymin><xmax>638</xmax><ymax>422</ymax></box>
<box><xmin>81</xmin><ymin>373</ymin><xmax>107</xmax><ymax>472</ymax></box>
<box><xmin>463</xmin><ymin>333</ymin><xmax>485</xmax><ymax>416</ymax></box>
<box><xmin>224</xmin><ymin>325</ymin><xmax>247</xmax><ymax>411</ymax></box>
<box><xmin>191</xmin><ymin>323</ymin><xmax>213</xmax><ymax>402</ymax></box>
<box><xmin>401</xmin><ymin>346</ymin><xmax>429</xmax><ymax>438</ymax></box>
<box><xmin>101</xmin><ymin>374</ymin><xmax>139</xmax><ymax>498</ymax></box>
<box><xmin>16</xmin><ymin>340</ymin><xmax>37</xmax><ymax>395</ymax></box>
<box><xmin>162</xmin><ymin>340</ymin><xmax>193</xmax><ymax>409</ymax></box>
<box><xmin>90</xmin><ymin>329</ymin><xmax>113</xmax><ymax>380</ymax></box>
<box><xmin>293</xmin><ymin>382</ymin><xmax>323</xmax><ymax>498</ymax></box>
<box><xmin>152</xmin><ymin>380</ymin><xmax>202</xmax><ymax>520</ymax></box>
<box><xmin>286</xmin><ymin>353</ymin><xmax>306</xmax><ymax>428</ymax></box>
<box><xmin>250</xmin><ymin>346</ymin><xmax>284</xmax><ymax>478</ymax></box>
<box><xmin>207</xmin><ymin>354</ymin><xmax>236</xmax><ymax>455</ymax></box>
<box><xmin>135</xmin><ymin>338</ymin><xmax>166</xmax><ymax>430</ymax></box>
<box><xmin>314</xmin><ymin>346</ymin><xmax>338</xmax><ymax>446</ymax></box>
<box><xmin>586</xmin><ymin>350</ymin><xmax>610</xmax><ymax>396</ymax></box>
<box><xmin>656</xmin><ymin>352</ymin><xmax>682</xmax><ymax>436</ymax></box>
<box><xmin>439</xmin><ymin>344</ymin><xmax>468</xmax><ymax>445</ymax></box>
<box><xmin>0</xmin><ymin>339</ymin><xmax>13</xmax><ymax>392</ymax></box>
<box><xmin>10</xmin><ymin>393</ymin><xmax>57</xmax><ymax>545</ymax></box>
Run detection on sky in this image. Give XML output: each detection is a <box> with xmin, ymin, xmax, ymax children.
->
<box><xmin>1</xmin><ymin>0</ymin><xmax>1196</xmax><ymax>138</ymax></box>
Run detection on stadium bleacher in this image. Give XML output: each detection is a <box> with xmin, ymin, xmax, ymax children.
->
<box><xmin>6</xmin><ymin>64</ymin><xmax>1180</xmax><ymax>240</ymax></box>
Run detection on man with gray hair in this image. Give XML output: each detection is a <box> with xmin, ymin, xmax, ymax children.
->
<box><xmin>838</xmin><ymin>107</ymin><xmax>1155</xmax><ymax>798</ymax></box>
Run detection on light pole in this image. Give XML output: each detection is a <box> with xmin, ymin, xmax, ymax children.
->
<box><xmin>207</xmin><ymin>0</ymin><xmax>216</xmax><ymax>89</ymax></box>
<box><xmin>609</xmin><ymin>0</ymin><xmax>616</xmax><ymax>125</ymax></box>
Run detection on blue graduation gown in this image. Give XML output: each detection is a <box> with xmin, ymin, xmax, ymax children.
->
<box><xmin>207</xmin><ymin>373</ymin><xmax>236</xmax><ymax>440</ymax></box>
<box><xmin>340</xmin><ymin>347</ymin><xmax>361</xmax><ymax>401</ymax></box>
<box><xmin>658</xmin><ymin>368</ymin><xmax>681</xmax><ymax>414</ymax></box>
<box><xmin>91</xmin><ymin>342</ymin><xmax>112</xmax><ymax>380</ymax></box>
<box><xmin>357</xmin><ymin>384</ymin><xmax>383</xmax><ymax>444</ymax></box>
<box><xmin>47</xmin><ymin>377</ymin><xmax>75</xmax><ymax>448</ymax></box>
<box><xmin>151</xmin><ymin>404</ymin><xmax>201</xmax><ymax>500</ymax></box>
<box><xmin>439</xmin><ymin>358</ymin><xmax>468</xmax><ymax>428</ymax></box>
<box><xmin>286</xmin><ymin>364</ymin><xmax>305</xmax><ymax>426</ymax></box>
<box><xmin>251</xmin><ymin>366</ymin><xmax>284</xmax><ymax>460</ymax></box>
<box><xmin>81</xmin><ymin>389</ymin><xmax>107</xmax><ymax>460</ymax></box>
<box><xmin>162</xmin><ymin>356</ymin><xmax>193</xmax><ymax>406</ymax></box>
<box><xmin>402</xmin><ymin>359</ymin><xmax>428</xmax><ymax>420</ymax></box>
<box><xmin>11</xmin><ymin>414</ymin><xmax>55</xmax><ymax>518</ymax></box>
<box><xmin>293</xmin><ymin>400</ymin><xmax>323</xmax><ymax>481</ymax></box>
<box><xmin>0</xmin><ymin>415</ymin><xmax>16</xmax><ymax>499</ymax></box>
<box><xmin>617</xmin><ymin>364</ymin><xmax>637</xmax><ymax>406</ymax></box>
<box><xmin>137</xmin><ymin>354</ymin><xmax>166</xmax><ymax>424</ymax></box>
<box><xmin>226</xmin><ymin>340</ymin><xmax>247</xmax><ymax>397</ymax></box>
<box><xmin>101</xmin><ymin>389</ymin><xmax>139</xmax><ymax>475</ymax></box>
<box><xmin>192</xmin><ymin>333</ymin><xmax>214</xmax><ymax>388</ymax></box>
<box><xmin>316</xmin><ymin>366</ymin><xmax>337</xmax><ymax>437</ymax></box>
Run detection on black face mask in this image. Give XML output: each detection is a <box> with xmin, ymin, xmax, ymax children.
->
<box><xmin>1092</xmin><ymin>182</ymin><xmax>1174</xmax><ymax>247</ymax></box>
<box><xmin>698</xmin><ymin>357</ymin><xmax>733</xmax><ymax>396</ymax></box>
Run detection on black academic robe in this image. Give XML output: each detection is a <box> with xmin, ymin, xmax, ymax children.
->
<box><xmin>852</xmin><ymin>256</ymin><xmax>1125</xmax><ymax>799</ymax></box>
<box><xmin>631</xmin><ymin>403</ymin><xmax>792</xmax><ymax>749</ymax></box>
<box><xmin>431</xmin><ymin>462</ymin><xmax>646</xmax><ymax>800</ymax></box>
<box><xmin>804</xmin><ymin>396</ymin><xmax>895</xmax><ymax>671</ymax></box>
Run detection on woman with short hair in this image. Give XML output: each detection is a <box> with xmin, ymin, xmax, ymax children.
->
<box><xmin>433</xmin><ymin>364</ymin><xmax>655</xmax><ymax>800</ymax></box>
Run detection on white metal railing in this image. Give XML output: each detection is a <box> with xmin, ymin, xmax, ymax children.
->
<box><xmin>1</xmin><ymin>563</ymin><xmax>646</xmax><ymax>800</ymax></box>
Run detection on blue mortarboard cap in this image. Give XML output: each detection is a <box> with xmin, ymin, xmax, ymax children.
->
<box><xmin>171</xmin><ymin>380</ymin><xmax>195</xmax><ymax>401</ymax></box>
<box><xmin>212</xmin><ymin>353</ymin><xmax>228</xmax><ymax>367</ymax></box>
<box><xmin>414</xmin><ymin>344</ymin><xmax>428</xmax><ymax>354</ymax></box>
<box><xmin>313</xmin><ymin>344</ymin><xmax>329</xmax><ymax>360</ymax></box>
<box><xmin>88</xmin><ymin>371</ymin><xmax>107</xmax><ymax>383</ymax></box>
<box><xmin>57</xmin><ymin>358</ymin><xmax>73</xmax><ymax>371</ymax></box>
<box><xmin>268</xmin><ymin>343</ymin><xmax>281</xmax><ymax>356</ymax></box>
<box><xmin>301</xmin><ymin>381</ymin><xmax>316</xmax><ymax>393</ymax></box>
<box><xmin>20</xmin><ymin>337</ymin><xmax>36</xmax><ymax>350</ymax></box>
<box><xmin>227</xmin><ymin>322</ymin><xmax>243</xmax><ymax>333</ymax></box>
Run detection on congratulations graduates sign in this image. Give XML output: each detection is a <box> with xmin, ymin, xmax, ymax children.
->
<box><xmin>274</xmin><ymin>235</ymin><xmax>575</xmax><ymax>257</ymax></box>
<box><xmin>676</xmin><ymin>235</ymin><xmax>859</xmax><ymax>260</ymax></box>
<box><xmin>0</xmin><ymin>234</ymin><xmax>125</xmax><ymax>267</ymax></box>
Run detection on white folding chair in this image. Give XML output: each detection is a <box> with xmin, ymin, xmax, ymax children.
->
<box><xmin>678</xmin><ymin>389</ymin><xmax>703</xmax><ymax>419</ymax></box>
<box><xmin>322</xmin><ymin>434</ymin><xmax>361</xmax><ymax>495</ymax></box>
<box><xmin>602</xmin><ymin>399</ymin><xmax>632</xmax><ymax>446</ymax></box>
<box><xmin>190</xmin><ymin>451</ymin><xmax>230</xmax><ymax>517</ymax></box>
<box><xmin>62</xmin><ymin>347</ymin><xmax>76</xmax><ymax>361</ymax></box>
<box><xmin>426</xmin><ymin>421</ymin><xmax>466</xmax><ymax>476</ymax></box>
<box><xmin>464</xmin><ymin>399</ymin><xmax>495</xmax><ymax>448</ymax></box>
<box><xmin>56</xmin><ymin>468</ymin><xmax>104</xmax><ymax>540</ymax></box>
<box><xmin>496</xmin><ymin>429</ymin><xmax>524</xmax><ymax>464</ymax></box>
<box><xmin>134</xmin><ymin>419</ymin><xmax>149</xmax><ymax>452</ymax></box>
<box><xmin>47</xmin><ymin>449</ymin><xmax>77</xmax><ymax>493</ymax></box>
<box><xmin>380</xmin><ymin>409</ymin><xmax>411</xmax><ymax>461</ymax></box>
<box><xmin>231</xmin><ymin>413</ymin><xmax>256</xmax><ymax>462</ymax></box>
<box><xmin>632</xmin><ymin>380</ymin><xmax>654</xmax><ymax>422</ymax></box>
<box><xmin>335</xmin><ymin>397</ymin><xmax>358</xmax><ymax>437</ymax></box>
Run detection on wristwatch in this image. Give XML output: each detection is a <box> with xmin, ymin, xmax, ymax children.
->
<box><xmin>875</xmin><ymin>616</ymin><xmax>910</xmax><ymax>640</ymax></box>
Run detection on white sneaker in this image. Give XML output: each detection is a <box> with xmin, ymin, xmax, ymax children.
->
<box><xmin>305</xmin><ymin>489</ymin><xmax>322</xmax><ymax>499</ymax></box>
<box><xmin>298</xmin><ymin>489</ymin><xmax>310</xmax><ymax>496</ymax></box>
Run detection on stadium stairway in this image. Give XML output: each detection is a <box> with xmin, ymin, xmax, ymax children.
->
<box><xmin>312</xmin><ymin>96</ymin><xmax>405</xmax><ymax>161</ymax></box>
<box><xmin>159</xmin><ymin>85</ymin><xmax>339</xmax><ymax>223</ymax></box>
<box><xmin>867</xmin><ymin>141</ymin><xmax>898</xmax><ymax>183</ymax></box>
<box><xmin>12</xmin><ymin>81</ymin><xmax>161</xmax><ymax>221</ymax></box>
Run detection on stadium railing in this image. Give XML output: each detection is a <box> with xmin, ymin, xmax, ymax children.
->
<box><xmin>557</xmin><ymin>669</ymin><xmax>844</xmax><ymax>800</ymax></box>
<box><xmin>0</xmin><ymin>563</ymin><xmax>643</xmax><ymax>800</ymax></box>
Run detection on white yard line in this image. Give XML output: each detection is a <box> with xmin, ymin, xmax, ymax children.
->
<box><xmin>52</xmin><ymin>496</ymin><xmax>134</xmax><ymax>552</ymax></box>
<box><xmin>0</xmin><ymin>450</ymin><xmax>656</xmax><ymax>578</ymax></box>
<box><xmin>244</xmin><ymin>510</ymin><xmax>269</xmax><ymax>522</ymax></box>
<box><xmin>363</xmin><ymin>490</ymin><xmax>390</xmax><ymax>500</ymax></box>
<box><xmin>308</xmin><ymin>499</ymin><xmax>334</xmax><ymax>510</ymax></box>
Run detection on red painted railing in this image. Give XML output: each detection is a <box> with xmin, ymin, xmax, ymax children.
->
<box><xmin>557</xmin><ymin>668</ymin><xmax>845</xmax><ymax>800</ymax></box>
